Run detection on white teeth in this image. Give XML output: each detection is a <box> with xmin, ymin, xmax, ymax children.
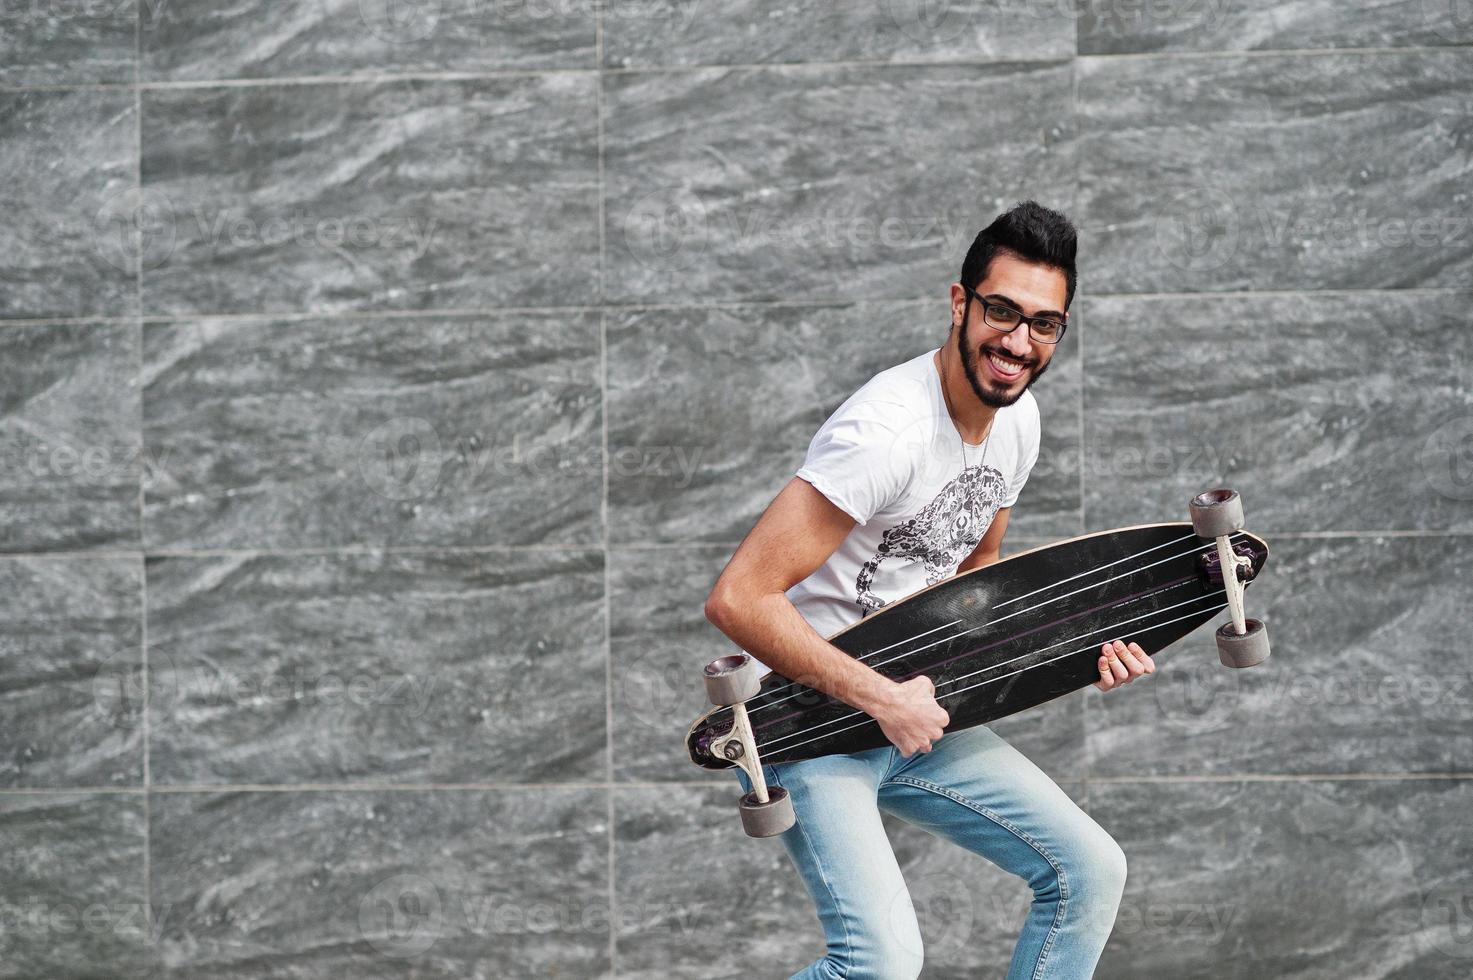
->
<box><xmin>988</xmin><ymin>353</ymin><xmax>1025</xmax><ymax>376</ymax></box>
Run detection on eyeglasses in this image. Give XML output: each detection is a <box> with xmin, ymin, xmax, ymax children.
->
<box><xmin>961</xmin><ymin>284</ymin><xmax>1067</xmax><ymax>345</ymax></box>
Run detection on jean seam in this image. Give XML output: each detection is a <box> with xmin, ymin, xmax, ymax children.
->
<box><xmin>883</xmin><ymin>775</ymin><xmax>1069</xmax><ymax>980</ymax></box>
<box><xmin>787</xmin><ymin>783</ymin><xmax>853</xmax><ymax>980</ymax></box>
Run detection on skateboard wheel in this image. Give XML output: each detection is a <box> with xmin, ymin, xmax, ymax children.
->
<box><xmin>1190</xmin><ymin>488</ymin><xmax>1245</xmax><ymax>538</ymax></box>
<box><xmin>704</xmin><ymin>653</ymin><xmax>761</xmax><ymax>706</ymax></box>
<box><xmin>1215</xmin><ymin>618</ymin><xmax>1270</xmax><ymax>668</ymax></box>
<box><xmin>739</xmin><ymin>787</ymin><xmax>795</xmax><ymax>838</ymax></box>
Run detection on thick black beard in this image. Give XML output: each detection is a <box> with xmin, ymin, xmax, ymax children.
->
<box><xmin>956</xmin><ymin>320</ymin><xmax>1051</xmax><ymax>409</ymax></box>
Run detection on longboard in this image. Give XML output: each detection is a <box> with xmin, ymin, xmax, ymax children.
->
<box><xmin>688</xmin><ymin>522</ymin><xmax>1269</xmax><ymax>772</ymax></box>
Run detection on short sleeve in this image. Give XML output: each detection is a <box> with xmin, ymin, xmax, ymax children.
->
<box><xmin>795</xmin><ymin>402</ymin><xmax>914</xmax><ymax>527</ymax></box>
<box><xmin>1000</xmin><ymin>395</ymin><xmax>1041</xmax><ymax>509</ymax></box>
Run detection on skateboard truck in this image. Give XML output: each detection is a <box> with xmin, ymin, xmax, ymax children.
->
<box><xmin>1190</xmin><ymin>488</ymin><xmax>1271</xmax><ymax>668</ymax></box>
<box><xmin>703</xmin><ymin>654</ymin><xmax>797</xmax><ymax>838</ymax></box>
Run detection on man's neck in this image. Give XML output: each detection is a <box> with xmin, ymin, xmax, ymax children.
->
<box><xmin>933</xmin><ymin>347</ymin><xmax>997</xmax><ymax>445</ymax></box>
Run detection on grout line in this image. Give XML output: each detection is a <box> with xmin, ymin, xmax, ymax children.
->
<box><xmin>6</xmin><ymin>772</ymin><xmax>1473</xmax><ymax>796</ymax></box>
<box><xmin>4</xmin><ymin>286</ymin><xmax>1471</xmax><ymax>330</ymax></box>
<box><xmin>595</xmin><ymin>9</ymin><xmax>618</xmax><ymax>971</ymax></box>
<box><xmin>0</xmin><ymin>527</ymin><xmax>1469</xmax><ymax>565</ymax></box>
<box><xmin>3</xmin><ymin>44</ymin><xmax>1469</xmax><ymax>95</ymax></box>
<box><xmin>2</xmin><ymin>527</ymin><xmax>1473</xmax><ymax>565</ymax></box>
<box><xmin>133</xmin><ymin>1</ymin><xmax>151</xmax><ymax>919</ymax></box>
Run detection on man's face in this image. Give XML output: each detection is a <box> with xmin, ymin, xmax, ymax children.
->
<box><xmin>951</xmin><ymin>251</ymin><xmax>1068</xmax><ymax>409</ymax></box>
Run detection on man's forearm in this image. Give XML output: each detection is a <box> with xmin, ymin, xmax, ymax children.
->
<box><xmin>706</xmin><ymin>592</ymin><xmax>896</xmax><ymax>714</ymax></box>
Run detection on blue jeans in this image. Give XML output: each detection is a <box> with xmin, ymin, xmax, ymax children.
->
<box><xmin>735</xmin><ymin>724</ymin><xmax>1126</xmax><ymax>979</ymax></box>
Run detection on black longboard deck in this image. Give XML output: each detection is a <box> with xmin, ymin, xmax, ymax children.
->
<box><xmin>688</xmin><ymin>523</ymin><xmax>1268</xmax><ymax>770</ymax></box>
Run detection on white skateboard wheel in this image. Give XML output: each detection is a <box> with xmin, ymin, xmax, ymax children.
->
<box><xmin>740</xmin><ymin>787</ymin><xmax>795</xmax><ymax>838</ymax></box>
<box><xmin>1191</xmin><ymin>488</ymin><xmax>1245</xmax><ymax>538</ymax></box>
<box><xmin>1216</xmin><ymin>618</ymin><xmax>1270</xmax><ymax>668</ymax></box>
<box><xmin>704</xmin><ymin>653</ymin><xmax>761</xmax><ymax>706</ymax></box>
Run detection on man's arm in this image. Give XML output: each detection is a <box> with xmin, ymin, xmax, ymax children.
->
<box><xmin>704</xmin><ymin>477</ymin><xmax>950</xmax><ymax>757</ymax></box>
<box><xmin>956</xmin><ymin>506</ymin><xmax>1012</xmax><ymax>574</ymax></box>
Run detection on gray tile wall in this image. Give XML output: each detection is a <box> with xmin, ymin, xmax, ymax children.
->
<box><xmin>2</xmin><ymin>2</ymin><xmax>1470</xmax><ymax>977</ymax></box>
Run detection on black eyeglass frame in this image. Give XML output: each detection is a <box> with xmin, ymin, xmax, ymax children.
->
<box><xmin>960</xmin><ymin>283</ymin><xmax>1068</xmax><ymax>345</ymax></box>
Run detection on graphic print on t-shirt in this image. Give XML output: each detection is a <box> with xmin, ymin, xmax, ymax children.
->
<box><xmin>854</xmin><ymin>462</ymin><xmax>1008</xmax><ymax>615</ymax></box>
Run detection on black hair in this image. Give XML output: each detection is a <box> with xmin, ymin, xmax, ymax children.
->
<box><xmin>959</xmin><ymin>200</ymin><xmax>1078</xmax><ymax>311</ymax></box>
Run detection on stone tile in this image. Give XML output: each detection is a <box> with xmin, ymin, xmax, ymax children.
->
<box><xmin>140</xmin><ymin>0</ymin><xmax>595</xmax><ymax>80</ymax></box>
<box><xmin>603</xmin><ymin>0</ymin><xmax>1074</xmax><ymax>68</ymax></box>
<box><xmin>151</xmin><ymin>788</ymin><xmax>609</xmax><ymax>978</ymax></box>
<box><xmin>604</xmin><ymin>63</ymin><xmax>1074</xmax><ymax>304</ymax></box>
<box><xmin>1088</xmin><ymin>536</ymin><xmax>1473</xmax><ymax>778</ymax></box>
<box><xmin>0</xmin><ymin>0</ymin><xmax>135</xmax><ymax>85</ymax></box>
<box><xmin>147</xmin><ymin>549</ymin><xmax>605</xmax><ymax>784</ymax></box>
<box><xmin>0</xmin><ymin>556</ymin><xmax>143</xmax><ymax>788</ymax></box>
<box><xmin>0</xmin><ymin>90</ymin><xmax>136</xmax><ymax>319</ymax></box>
<box><xmin>0</xmin><ymin>792</ymin><xmax>153</xmax><ymax>979</ymax></box>
<box><xmin>139</xmin><ymin>77</ymin><xmax>599</xmax><ymax>315</ymax></box>
<box><xmin>613</xmin><ymin>782</ymin><xmax>817</xmax><ymax>978</ymax></box>
<box><xmin>609</xmin><ymin>545</ymin><xmax>733</xmax><ymax>783</ymax></box>
<box><xmin>606</xmin><ymin>302</ymin><xmax>1080</xmax><ymax>544</ymax></box>
<box><xmin>1079</xmin><ymin>0</ymin><xmax>1473</xmax><ymax>54</ymax></box>
<box><xmin>1076</xmin><ymin>52</ymin><xmax>1473</xmax><ymax>293</ymax></box>
<box><xmin>142</xmin><ymin>313</ymin><xmax>601</xmax><ymax>549</ymax></box>
<box><xmin>1080</xmin><ymin>291</ymin><xmax>1473</xmax><ymax>532</ymax></box>
<box><xmin>0</xmin><ymin>321</ymin><xmax>141</xmax><ymax>553</ymax></box>
<box><xmin>1089</xmin><ymin>778</ymin><xmax>1473</xmax><ymax>979</ymax></box>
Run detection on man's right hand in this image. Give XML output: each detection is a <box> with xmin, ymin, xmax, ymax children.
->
<box><xmin>868</xmin><ymin>675</ymin><xmax>950</xmax><ymax>757</ymax></box>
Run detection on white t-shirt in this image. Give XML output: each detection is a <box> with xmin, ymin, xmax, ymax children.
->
<box><xmin>752</xmin><ymin>347</ymin><xmax>1041</xmax><ymax>674</ymax></box>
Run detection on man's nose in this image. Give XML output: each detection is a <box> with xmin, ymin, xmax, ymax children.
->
<box><xmin>1001</xmin><ymin>323</ymin><xmax>1035</xmax><ymax>358</ymax></box>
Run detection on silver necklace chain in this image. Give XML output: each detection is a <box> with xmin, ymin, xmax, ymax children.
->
<box><xmin>942</xmin><ymin>345</ymin><xmax>992</xmax><ymax>474</ymax></box>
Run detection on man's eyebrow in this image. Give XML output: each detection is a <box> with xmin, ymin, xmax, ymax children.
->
<box><xmin>982</xmin><ymin>293</ymin><xmax>1065</xmax><ymax>320</ymax></box>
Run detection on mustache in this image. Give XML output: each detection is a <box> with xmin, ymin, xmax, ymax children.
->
<box><xmin>975</xmin><ymin>345</ymin><xmax>1036</xmax><ymax>369</ymax></box>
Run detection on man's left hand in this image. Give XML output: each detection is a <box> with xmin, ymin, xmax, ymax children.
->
<box><xmin>1094</xmin><ymin>639</ymin><xmax>1154</xmax><ymax>691</ymax></box>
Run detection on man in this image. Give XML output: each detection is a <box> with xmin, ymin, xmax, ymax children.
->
<box><xmin>704</xmin><ymin>201</ymin><xmax>1153</xmax><ymax>979</ymax></box>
